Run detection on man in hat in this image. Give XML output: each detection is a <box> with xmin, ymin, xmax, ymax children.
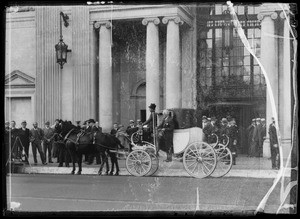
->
<box><xmin>30</xmin><ymin>122</ymin><xmax>47</xmax><ymax>165</ymax></box>
<box><xmin>9</xmin><ymin>121</ymin><xmax>19</xmax><ymax>159</ymax></box>
<box><xmin>269</xmin><ymin>117</ymin><xmax>280</xmax><ymax>169</ymax></box>
<box><xmin>203</xmin><ymin>118</ymin><xmax>214</xmax><ymax>143</ymax></box>
<box><xmin>17</xmin><ymin>120</ymin><xmax>31</xmax><ymax>164</ymax></box>
<box><xmin>126</xmin><ymin>120</ymin><xmax>137</xmax><ymax>137</ymax></box>
<box><xmin>43</xmin><ymin>121</ymin><xmax>55</xmax><ymax>163</ymax></box>
<box><xmin>226</xmin><ymin>119</ymin><xmax>238</xmax><ymax>165</ymax></box>
<box><xmin>252</xmin><ymin>118</ymin><xmax>262</xmax><ymax>157</ymax></box>
<box><xmin>247</xmin><ymin>118</ymin><xmax>257</xmax><ymax>157</ymax></box>
<box><xmin>157</xmin><ymin>109</ymin><xmax>175</xmax><ymax>162</ymax></box>
<box><xmin>142</xmin><ymin>103</ymin><xmax>158</xmax><ymax>143</ymax></box>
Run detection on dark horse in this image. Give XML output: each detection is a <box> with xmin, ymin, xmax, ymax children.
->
<box><xmin>60</xmin><ymin>121</ymin><xmax>122</xmax><ymax>175</ymax></box>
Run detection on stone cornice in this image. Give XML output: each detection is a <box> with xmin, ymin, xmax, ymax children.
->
<box><xmin>162</xmin><ymin>16</ymin><xmax>184</xmax><ymax>25</ymax></box>
<box><xmin>93</xmin><ymin>21</ymin><xmax>112</xmax><ymax>29</ymax></box>
<box><xmin>142</xmin><ymin>17</ymin><xmax>160</xmax><ymax>26</ymax></box>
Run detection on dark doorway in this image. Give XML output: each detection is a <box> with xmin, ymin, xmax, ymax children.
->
<box><xmin>140</xmin><ymin>110</ymin><xmax>146</xmax><ymax>122</ymax></box>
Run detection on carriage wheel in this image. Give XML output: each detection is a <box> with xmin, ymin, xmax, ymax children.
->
<box><xmin>126</xmin><ymin>150</ymin><xmax>152</xmax><ymax>177</ymax></box>
<box><xmin>131</xmin><ymin>132</ymin><xmax>140</xmax><ymax>146</ymax></box>
<box><xmin>209</xmin><ymin>133</ymin><xmax>219</xmax><ymax>148</ymax></box>
<box><xmin>210</xmin><ymin>143</ymin><xmax>233</xmax><ymax>178</ymax></box>
<box><xmin>143</xmin><ymin>141</ymin><xmax>157</xmax><ymax>155</ymax></box>
<box><xmin>221</xmin><ymin>134</ymin><xmax>229</xmax><ymax>147</ymax></box>
<box><xmin>146</xmin><ymin>153</ymin><xmax>159</xmax><ymax>176</ymax></box>
<box><xmin>183</xmin><ymin>142</ymin><xmax>217</xmax><ymax>178</ymax></box>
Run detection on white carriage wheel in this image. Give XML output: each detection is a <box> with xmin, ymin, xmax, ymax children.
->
<box><xmin>183</xmin><ymin>142</ymin><xmax>217</xmax><ymax>178</ymax></box>
<box><xmin>210</xmin><ymin>133</ymin><xmax>219</xmax><ymax>148</ymax></box>
<box><xmin>210</xmin><ymin>143</ymin><xmax>233</xmax><ymax>178</ymax></box>
<box><xmin>146</xmin><ymin>152</ymin><xmax>159</xmax><ymax>176</ymax></box>
<box><xmin>143</xmin><ymin>141</ymin><xmax>157</xmax><ymax>155</ymax></box>
<box><xmin>126</xmin><ymin>150</ymin><xmax>152</xmax><ymax>177</ymax></box>
<box><xmin>131</xmin><ymin>131</ymin><xmax>140</xmax><ymax>146</ymax></box>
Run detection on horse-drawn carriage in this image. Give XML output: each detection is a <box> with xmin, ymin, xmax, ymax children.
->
<box><xmin>62</xmin><ymin>110</ymin><xmax>233</xmax><ymax>178</ymax></box>
<box><xmin>122</xmin><ymin>113</ymin><xmax>233</xmax><ymax>179</ymax></box>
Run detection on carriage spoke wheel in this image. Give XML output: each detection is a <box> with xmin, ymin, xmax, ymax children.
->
<box><xmin>146</xmin><ymin>152</ymin><xmax>159</xmax><ymax>176</ymax></box>
<box><xmin>126</xmin><ymin>150</ymin><xmax>152</xmax><ymax>177</ymax></box>
<box><xmin>183</xmin><ymin>142</ymin><xmax>217</xmax><ymax>178</ymax></box>
<box><xmin>131</xmin><ymin>132</ymin><xmax>141</xmax><ymax>146</ymax></box>
<box><xmin>211</xmin><ymin>143</ymin><xmax>233</xmax><ymax>178</ymax></box>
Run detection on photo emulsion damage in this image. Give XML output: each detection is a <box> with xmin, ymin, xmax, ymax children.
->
<box><xmin>4</xmin><ymin>1</ymin><xmax>298</xmax><ymax>215</ymax></box>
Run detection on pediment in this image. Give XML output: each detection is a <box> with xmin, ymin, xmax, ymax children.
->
<box><xmin>5</xmin><ymin>70</ymin><xmax>35</xmax><ymax>88</ymax></box>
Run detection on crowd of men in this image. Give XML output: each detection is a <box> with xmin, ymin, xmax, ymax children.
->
<box><xmin>5</xmin><ymin>108</ymin><xmax>280</xmax><ymax>170</ymax></box>
<box><xmin>201</xmin><ymin>116</ymin><xmax>238</xmax><ymax>165</ymax></box>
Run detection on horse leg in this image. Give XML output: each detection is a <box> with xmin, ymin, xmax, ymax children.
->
<box><xmin>76</xmin><ymin>153</ymin><xmax>82</xmax><ymax>175</ymax></box>
<box><xmin>105</xmin><ymin>154</ymin><xmax>110</xmax><ymax>175</ymax></box>
<box><xmin>67</xmin><ymin>145</ymin><xmax>76</xmax><ymax>175</ymax></box>
<box><xmin>98</xmin><ymin>152</ymin><xmax>106</xmax><ymax>175</ymax></box>
<box><xmin>113</xmin><ymin>154</ymin><xmax>120</xmax><ymax>176</ymax></box>
<box><xmin>109</xmin><ymin>153</ymin><xmax>115</xmax><ymax>175</ymax></box>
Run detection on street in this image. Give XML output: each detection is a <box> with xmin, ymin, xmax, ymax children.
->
<box><xmin>6</xmin><ymin>174</ymin><xmax>285</xmax><ymax>214</ymax></box>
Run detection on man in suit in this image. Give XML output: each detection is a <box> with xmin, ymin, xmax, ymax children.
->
<box><xmin>43</xmin><ymin>121</ymin><xmax>55</xmax><ymax>163</ymax></box>
<box><xmin>126</xmin><ymin>120</ymin><xmax>137</xmax><ymax>137</ymax></box>
<box><xmin>203</xmin><ymin>118</ymin><xmax>214</xmax><ymax>144</ymax></box>
<box><xmin>226</xmin><ymin>118</ymin><xmax>238</xmax><ymax>165</ymax></box>
<box><xmin>253</xmin><ymin>118</ymin><xmax>262</xmax><ymax>157</ymax></box>
<box><xmin>18</xmin><ymin>120</ymin><xmax>31</xmax><ymax>164</ymax></box>
<box><xmin>260</xmin><ymin>118</ymin><xmax>267</xmax><ymax>156</ymax></box>
<box><xmin>30</xmin><ymin>122</ymin><xmax>47</xmax><ymax>165</ymax></box>
<box><xmin>247</xmin><ymin>118</ymin><xmax>256</xmax><ymax>157</ymax></box>
<box><xmin>269</xmin><ymin>117</ymin><xmax>280</xmax><ymax>169</ymax></box>
<box><xmin>110</xmin><ymin>123</ymin><xmax>119</xmax><ymax>136</ymax></box>
<box><xmin>157</xmin><ymin>109</ymin><xmax>175</xmax><ymax>162</ymax></box>
<box><xmin>142</xmin><ymin>103</ymin><xmax>158</xmax><ymax>143</ymax></box>
<box><xmin>10</xmin><ymin>121</ymin><xmax>20</xmax><ymax>160</ymax></box>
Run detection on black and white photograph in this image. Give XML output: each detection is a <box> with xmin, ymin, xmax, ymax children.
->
<box><xmin>3</xmin><ymin>0</ymin><xmax>298</xmax><ymax>216</ymax></box>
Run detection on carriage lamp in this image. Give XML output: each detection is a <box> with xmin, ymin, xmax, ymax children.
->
<box><xmin>55</xmin><ymin>12</ymin><xmax>71</xmax><ymax>69</ymax></box>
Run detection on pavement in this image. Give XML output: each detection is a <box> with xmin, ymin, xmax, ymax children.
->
<box><xmin>9</xmin><ymin>152</ymin><xmax>291</xmax><ymax>179</ymax></box>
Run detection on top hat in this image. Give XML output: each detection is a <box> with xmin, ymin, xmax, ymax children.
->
<box><xmin>148</xmin><ymin>103</ymin><xmax>156</xmax><ymax>110</ymax></box>
<box><xmin>129</xmin><ymin>120</ymin><xmax>134</xmax><ymax>123</ymax></box>
<box><xmin>21</xmin><ymin>120</ymin><xmax>27</xmax><ymax>124</ymax></box>
<box><xmin>88</xmin><ymin>119</ymin><xmax>95</xmax><ymax>123</ymax></box>
<box><xmin>45</xmin><ymin>121</ymin><xmax>50</xmax><ymax>125</ymax></box>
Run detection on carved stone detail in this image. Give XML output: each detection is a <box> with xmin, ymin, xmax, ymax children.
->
<box><xmin>94</xmin><ymin>21</ymin><xmax>112</xmax><ymax>30</ymax></box>
<box><xmin>142</xmin><ymin>17</ymin><xmax>160</xmax><ymax>26</ymax></box>
<box><xmin>162</xmin><ymin>16</ymin><xmax>184</xmax><ymax>25</ymax></box>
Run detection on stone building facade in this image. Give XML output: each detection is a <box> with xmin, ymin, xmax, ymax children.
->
<box><xmin>5</xmin><ymin>3</ymin><xmax>294</xmax><ymax>158</ymax></box>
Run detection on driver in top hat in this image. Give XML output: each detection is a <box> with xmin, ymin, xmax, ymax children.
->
<box><xmin>142</xmin><ymin>103</ymin><xmax>158</xmax><ymax>143</ymax></box>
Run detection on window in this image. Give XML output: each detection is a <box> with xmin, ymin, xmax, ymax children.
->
<box><xmin>199</xmin><ymin>4</ymin><xmax>265</xmax><ymax>92</ymax></box>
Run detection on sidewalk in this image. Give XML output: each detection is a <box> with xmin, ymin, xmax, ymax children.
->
<box><xmin>9</xmin><ymin>153</ymin><xmax>291</xmax><ymax>179</ymax></box>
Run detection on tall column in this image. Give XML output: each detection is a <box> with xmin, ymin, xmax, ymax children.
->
<box><xmin>142</xmin><ymin>17</ymin><xmax>160</xmax><ymax>118</ymax></box>
<box><xmin>162</xmin><ymin>16</ymin><xmax>183</xmax><ymax>109</ymax></box>
<box><xmin>279</xmin><ymin>10</ymin><xmax>292</xmax><ymax>158</ymax></box>
<box><xmin>94</xmin><ymin>21</ymin><xmax>112</xmax><ymax>132</ymax></box>
<box><xmin>258</xmin><ymin>11</ymin><xmax>278</xmax><ymax>158</ymax></box>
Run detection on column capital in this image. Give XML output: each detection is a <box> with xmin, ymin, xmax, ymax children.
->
<box><xmin>94</xmin><ymin>21</ymin><xmax>112</xmax><ymax>30</ymax></box>
<box><xmin>162</xmin><ymin>16</ymin><xmax>184</xmax><ymax>25</ymax></box>
<box><xmin>257</xmin><ymin>11</ymin><xmax>278</xmax><ymax>21</ymax></box>
<box><xmin>279</xmin><ymin>11</ymin><xmax>290</xmax><ymax>19</ymax></box>
<box><xmin>142</xmin><ymin>17</ymin><xmax>160</xmax><ymax>26</ymax></box>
